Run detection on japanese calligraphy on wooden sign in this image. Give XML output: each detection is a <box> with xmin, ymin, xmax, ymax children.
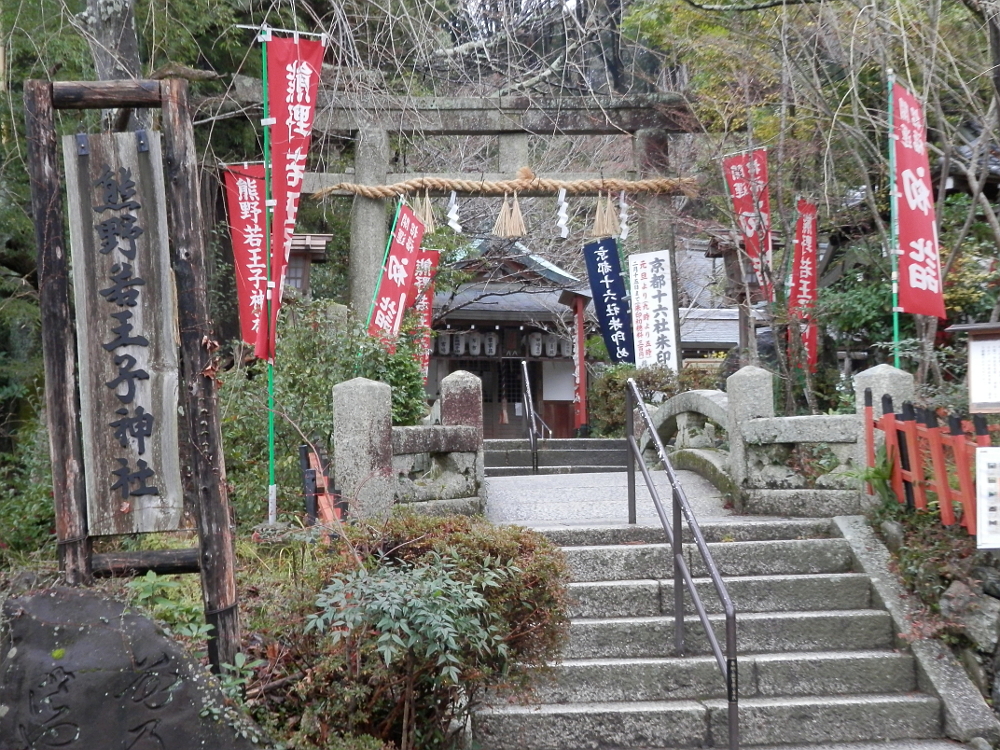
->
<box><xmin>62</xmin><ymin>132</ymin><xmax>183</xmax><ymax>536</ymax></box>
<box><xmin>628</xmin><ymin>249</ymin><xmax>680</xmax><ymax>371</ymax></box>
<box><xmin>409</xmin><ymin>249</ymin><xmax>440</xmax><ymax>382</ymax></box>
<box><xmin>722</xmin><ymin>149</ymin><xmax>773</xmax><ymax>301</ymax></box>
<box><xmin>369</xmin><ymin>205</ymin><xmax>426</xmax><ymax>344</ymax></box>
<box><xmin>256</xmin><ymin>34</ymin><xmax>326</xmax><ymax>360</ymax></box>
<box><xmin>222</xmin><ymin>165</ymin><xmax>267</xmax><ymax>346</ymax></box>
<box><xmin>892</xmin><ymin>83</ymin><xmax>946</xmax><ymax>319</ymax></box>
<box><xmin>968</xmin><ymin>336</ymin><xmax>1000</xmax><ymax>412</ymax></box>
<box><xmin>790</xmin><ymin>199</ymin><xmax>819</xmax><ymax>371</ymax></box>
<box><xmin>583</xmin><ymin>237</ymin><xmax>634</xmax><ymax>364</ymax></box>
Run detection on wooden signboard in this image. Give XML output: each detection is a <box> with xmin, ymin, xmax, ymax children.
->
<box><xmin>629</xmin><ymin>248</ymin><xmax>681</xmax><ymax>372</ymax></box>
<box><xmin>947</xmin><ymin>322</ymin><xmax>1000</xmax><ymax>414</ymax></box>
<box><xmin>62</xmin><ymin>131</ymin><xmax>183</xmax><ymax>535</ymax></box>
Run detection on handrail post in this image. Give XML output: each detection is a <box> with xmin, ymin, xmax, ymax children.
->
<box><xmin>673</xmin><ymin>470</ymin><xmax>685</xmax><ymax>656</ymax></box>
<box><xmin>522</xmin><ymin>360</ymin><xmax>539</xmax><ymax>473</ymax></box>
<box><xmin>626</xmin><ymin>384</ymin><xmax>636</xmax><ymax>525</ymax></box>
<box><xmin>727</xmin><ymin>606</ymin><xmax>739</xmax><ymax>749</ymax></box>
<box><xmin>625</xmin><ymin>378</ymin><xmax>736</xmax><ymax>747</ymax></box>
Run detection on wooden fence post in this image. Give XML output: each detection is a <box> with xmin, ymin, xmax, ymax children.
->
<box><xmin>160</xmin><ymin>79</ymin><xmax>239</xmax><ymax>672</ymax></box>
<box><xmin>23</xmin><ymin>80</ymin><xmax>91</xmax><ymax>584</ymax></box>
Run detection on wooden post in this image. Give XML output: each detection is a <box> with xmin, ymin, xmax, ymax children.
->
<box><xmin>160</xmin><ymin>79</ymin><xmax>240</xmax><ymax>672</ymax></box>
<box><xmin>23</xmin><ymin>80</ymin><xmax>91</xmax><ymax>584</ymax></box>
<box><xmin>574</xmin><ymin>295</ymin><xmax>587</xmax><ymax>431</ymax></box>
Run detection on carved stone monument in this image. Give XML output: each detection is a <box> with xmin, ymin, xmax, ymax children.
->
<box><xmin>0</xmin><ymin>588</ymin><xmax>271</xmax><ymax>749</ymax></box>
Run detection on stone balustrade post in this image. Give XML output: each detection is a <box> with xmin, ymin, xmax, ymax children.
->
<box><xmin>333</xmin><ymin>377</ymin><xmax>394</xmax><ymax>521</ymax></box>
<box><xmin>440</xmin><ymin>370</ymin><xmax>484</xmax><ymax>489</ymax></box>
<box><xmin>726</xmin><ymin>366</ymin><xmax>775</xmax><ymax>487</ymax></box>
<box><xmin>853</xmin><ymin>364</ymin><xmax>915</xmax><ymax>418</ymax></box>
<box><xmin>440</xmin><ymin>370</ymin><xmax>483</xmax><ymax>438</ymax></box>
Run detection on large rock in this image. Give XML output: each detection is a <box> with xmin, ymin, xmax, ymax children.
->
<box><xmin>0</xmin><ymin>587</ymin><xmax>272</xmax><ymax>749</ymax></box>
<box><xmin>939</xmin><ymin>580</ymin><xmax>1000</xmax><ymax>653</ymax></box>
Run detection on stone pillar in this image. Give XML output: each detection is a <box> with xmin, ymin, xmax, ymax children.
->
<box><xmin>499</xmin><ymin>134</ymin><xmax>529</xmax><ymax>175</ymax></box>
<box><xmin>333</xmin><ymin>377</ymin><xmax>394</xmax><ymax>520</ymax></box>
<box><xmin>440</xmin><ymin>370</ymin><xmax>484</xmax><ymax>493</ymax></box>
<box><xmin>634</xmin><ymin>128</ymin><xmax>671</xmax><ymax>255</ymax></box>
<box><xmin>726</xmin><ymin>366</ymin><xmax>775</xmax><ymax>487</ymax></box>
<box><xmin>853</xmin><ymin>364</ymin><xmax>915</xmax><ymax>418</ymax></box>
<box><xmin>441</xmin><ymin>370</ymin><xmax>483</xmax><ymax>438</ymax></box>
<box><xmin>349</xmin><ymin>128</ymin><xmax>389</xmax><ymax>317</ymax></box>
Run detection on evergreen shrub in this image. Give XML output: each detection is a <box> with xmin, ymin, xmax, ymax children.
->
<box><xmin>239</xmin><ymin>513</ymin><xmax>571</xmax><ymax>750</ymax></box>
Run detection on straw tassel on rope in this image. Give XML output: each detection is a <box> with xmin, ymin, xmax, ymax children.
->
<box><xmin>414</xmin><ymin>190</ymin><xmax>436</xmax><ymax>233</ymax></box>
<box><xmin>492</xmin><ymin>195</ymin><xmax>512</xmax><ymax>237</ymax></box>
<box><xmin>591</xmin><ymin>192</ymin><xmax>618</xmax><ymax>238</ymax></box>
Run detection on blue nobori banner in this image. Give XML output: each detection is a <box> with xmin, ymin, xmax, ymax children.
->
<box><xmin>583</xmin><ymin>237</ymin><xmax>634</xmax><ymax>364</ymax></box>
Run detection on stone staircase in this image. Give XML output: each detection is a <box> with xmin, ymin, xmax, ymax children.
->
<box><xmin>484</xmin><ymin>438</ymin><xmax>628</xmax><ymax>477</ymax></box>
<box><xmin>474</xmin><ymin>518</ymin><xmax>963</xmax><ymax>750</ymax></box>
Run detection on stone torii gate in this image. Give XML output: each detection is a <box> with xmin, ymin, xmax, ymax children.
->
<box><xmin>291</xmin><ymin>91</ymin><xmax>698</xmax><ymax>313</ymax></box>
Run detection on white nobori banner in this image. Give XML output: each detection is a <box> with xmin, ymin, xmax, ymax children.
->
<box><xmin>628</xmin><ymin>249</ymin><xmax>680</xmax><ymax>372</ymax></box>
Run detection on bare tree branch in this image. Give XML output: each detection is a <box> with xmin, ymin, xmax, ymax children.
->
<box><xmin>680</xmin><ymin>0</ymin><xmax>823</xmax><ymax>11</ymax></box>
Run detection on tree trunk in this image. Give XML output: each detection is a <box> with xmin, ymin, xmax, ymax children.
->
<box><xmin>84</xmin><ymin>0</ymin><xmax>149</xmax><ymax>129</ymax></box>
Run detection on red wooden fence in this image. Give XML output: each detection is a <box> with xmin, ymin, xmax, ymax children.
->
<box><xmin>864</xmin><ymin>388</ymin><xmax>990</xmax><ymax>535</ymax></box>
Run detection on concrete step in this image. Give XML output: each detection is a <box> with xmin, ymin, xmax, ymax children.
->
<box><xmin>485</xmin><ymin>448</ymin><xmax>629</xmax><ymax>468</ymax></box>
<box><xmin>563</xmin><ymin>538</ymin><xmax>854</xmax><ymax>582</ymax></box>
<box><xmin>473</xmin><ymin>700</ymin><xmax>708</xmax><ymax>750</ymax></box>
<box><xmin>531</xmin><ymin>651</ymin><xmax>917</xmax><ymax>704</ymax></box>
<box><xmin>474</xmin><ymin>694</ymin><xmax>940</xmax><ymax>750</ymax></box>
<box><xmin>485</xmin><ymin>438</ymin><xmax>626</xmax><ymax>451</ymax></box>
<box><xmin>568</xmin><ymin>572</ymin><xmax>872</xmax><ymax>618</ymax></box>
<box><xmin>747</xmin><ymin>743</ymin><xmax>963</xmax><ymax>750</ymax></box>
<box><xmin>566</xmin><ymin>609</ymin><xmax>893</xmax><ymax>659</ymax></box>
<box><xmin>485</xmin><ymin>465</ymin><xmax>625</xmax><ymax>477</ymax></box>
<box><xmin>538</xmin><ymin>518</ymin><xmax>837</xmax><ymax>547</ymax></box>
<box><xmin>709</xmin><ymin>694</ymin><xmax>941</xmax><ymax>746</ymax></box>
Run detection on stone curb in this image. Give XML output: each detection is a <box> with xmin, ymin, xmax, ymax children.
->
<box><xmin>834</xmin><ymin>515</ymin><xmax>1000</xmax><ymax>745</ymax></box>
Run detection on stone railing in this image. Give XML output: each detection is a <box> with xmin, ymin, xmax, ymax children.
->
<box><xmin>332</xmin><ymin>370</ymin><xmax>485</xmax><ymax>520</ymax></box>
<box><xmin>642</xmin><ymin>363</ymin><xmax>915</xmax><ymax>517</ymax></box>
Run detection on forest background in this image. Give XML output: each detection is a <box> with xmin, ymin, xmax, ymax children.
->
<box><xmin>3</xmin><ymin>0</ymin><xmax>1000</xmax><ymax>546</ymax></box>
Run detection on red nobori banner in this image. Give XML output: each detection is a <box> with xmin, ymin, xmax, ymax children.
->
<box><xmin>892</xmin><ymin>82</ymin><xmax>945</xmax><ymax>319</ymax></box>
<box><xmin>222</xmin><ymin>165</ymin><xmax>268</xmax><ymax>346</ymax></box>
<box><xmin>368</xmin><ymin>206</ymin><xmax>426</xmax><ymax>344</ymax></box>
<box><xmin>722</xmin><ymin>149</ymin><xmax>773</xmax><ymax>301</ymax></box>
<box><xmin>255</xmin><ymin>34</ymin><xmax>325</xmax><ymax>360</ymax></box>
<box><xmin>409</xmin><ymin>250</ymin><xmax>440</xmax><ymax>382</ymax></box>
<box><xmin>791</xmin><ymin>198</ymin><xmax>819</xmax><ymax>371</ymax></box>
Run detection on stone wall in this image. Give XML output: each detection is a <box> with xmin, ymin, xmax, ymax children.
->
<box><xmin>333</xmin><ymin>370</ymin><xmax>485</xmax><ymax>520</ymax></box>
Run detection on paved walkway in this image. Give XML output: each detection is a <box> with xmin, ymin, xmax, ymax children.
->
<box><xmin>484</xmin><ymin>469</ymin><xmax>732</xmax><ymax>528</ymax></box>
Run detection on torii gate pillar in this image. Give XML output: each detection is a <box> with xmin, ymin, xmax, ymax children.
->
<box><xmin>349</xmin><ymin>127</ymin><xmax>389</xmax><ymax>315</ymax></box>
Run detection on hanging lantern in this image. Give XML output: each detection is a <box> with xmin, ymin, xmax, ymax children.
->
<box><xmin>437</xmin><ymin>331</ymin><xmax>451</xmax><ymax>355</ymax></box>
<box><xmin>560</xmin><ymin>337</ymin><xmax>574</xmax><ymax>358</ymax></box>
<box><xmin>484</xmin><ymin>331</ymin><xmax>499</xmax><ymax>356</ymax></box>
<box><xmin>528</xmin><ymin>332</ymin><xmax>543</xmax><ymax>357</ymax></box>
<box><xmin>468</xmin><ymin>331</ymin><xmax>483</xmax><ymax>356</ymax></box>
<box><xmin>454</xmin><ymin>332</ymin><xmax>467</xmax><ymax>356</ymax></box>
<box><xmin>545</xmin><ymin>333</ymin><xmax>559</xmax><ymax>358</ymax></box>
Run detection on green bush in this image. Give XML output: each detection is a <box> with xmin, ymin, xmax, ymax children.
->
<box><xmin>218</xmin><ymin>298</ymin><xmax>428</xmax><ymax>526</ymax></box>
<box><xmin>588</xmin><ymin>364</ymin><xmax>679</xmax><ymax>437</ymax></box>
<box><xmin>239</xmin><ymin>513</ymin><xmax>571</xmax><ymax>750</ymax></box>
<box><xmin>0</xmin><ymin>414</ymin><xmax>55</xmax><ymax>558</ymax></box>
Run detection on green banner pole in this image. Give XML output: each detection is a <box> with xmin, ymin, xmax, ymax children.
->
<box><xmin>261</xmin><ymin>28</ymin><xmax>278</xmax><ymax>523</ymax></box>
<box><xmin>888</xmin><ymin>68</ymin><xmax>901</xmax><ymax>369</ymax></box>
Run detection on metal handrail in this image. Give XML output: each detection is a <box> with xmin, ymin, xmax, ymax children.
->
<box><xmin>520</xmin><ymin>360</ymin><xmax>551</xmax><ymax>473</ymax></box>
<box><xmin>624</xmin><ymin>378</ymin><xmax>739</xmax><ymax>750</ymax></box>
